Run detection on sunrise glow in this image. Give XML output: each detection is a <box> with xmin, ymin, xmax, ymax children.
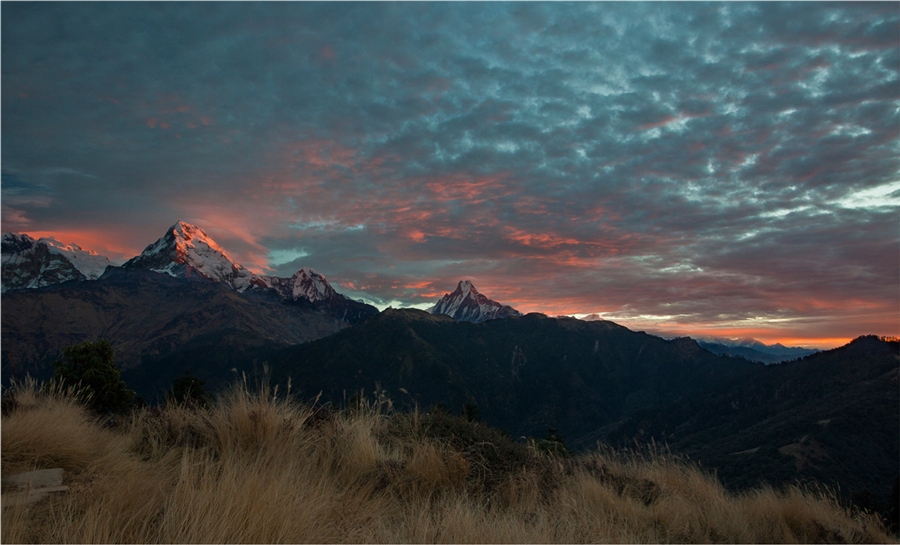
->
<box><xmin>3</xmin><ymin>3</ymin><xmax>898</xmax><ymax>349</ymax></box>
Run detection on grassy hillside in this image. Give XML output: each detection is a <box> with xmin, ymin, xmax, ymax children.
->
<box><xmin>1</xmin><ymin>379</ymin><xmax>892</xmax><ymax>543</ymax></box>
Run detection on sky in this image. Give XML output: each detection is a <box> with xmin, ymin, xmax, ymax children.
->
<box><xmin>2</xmin><ymin>2</ymin><xmax>898</xmax><ymax>349</ymax></box>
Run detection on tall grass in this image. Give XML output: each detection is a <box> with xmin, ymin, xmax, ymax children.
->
<box><xmin>1</xmin><ymin>379</ymin><xmax>892</xmax><ymax>543</ymax></box>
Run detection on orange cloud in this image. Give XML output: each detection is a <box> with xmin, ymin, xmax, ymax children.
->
<box><xmin>177</xmin><ymin>208</ymin><xmax>277</xmax><ymax>274</ymax></box>
<box><xmin>424</xmin><ymin>173</ymin><xmax>513</xmax><ymax>203</ymax></box>
<box><xmin>505</xmin><ymin>227</ymin><xmax>582</xmax><ymax>249</ymax></box>
<box><xmin>406</xmin><ymin>229</ymin><xmax>427</xmax><ymax>243</ymax></box>
<box><xmin>280</xmin><ymin>138</ymin><xmax>394</xmax><ymax>183</ymax></box>
<box><xmin>25</xmin><ymin>229</ymin><xmax>142</xmax><ymax>263</ymax></box>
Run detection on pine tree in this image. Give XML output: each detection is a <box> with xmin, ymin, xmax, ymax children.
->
<box><xmin>50</xmin><ymin>339</ymin><xmax>134</xmax><ymax>414</ymax></box>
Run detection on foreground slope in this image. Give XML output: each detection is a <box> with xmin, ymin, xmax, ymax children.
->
<box><xmin>1</xmin><ymin>382</ymin><xmax>890</xmax><ymax>543</ymax></box>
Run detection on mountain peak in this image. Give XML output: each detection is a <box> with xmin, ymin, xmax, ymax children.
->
<box><xmin>429</xmin><ymin>280</ymin><xmax>521</xmax><ymax>323</ymax></box>
<box><xmin>290</xmin><ymin>267</ymin><xmax>337</xmax><ymax>302</ymax></box>
<box><xmin>167</xmin><ymin>221</ymin><xmax>238</xmax><ymax>264</ymax></box>
<box><xmin>456</xmin><ymin>279</ymin><xmax>476</xmax><ymax>294</ymax></box>
<box><xmin>124</xmin><ymin>221</ymin><xmax>252</xmax><ymax>289</ymax></box>
<box><xmin>2</xmin><ymin>232</ymin><xmax>111</xmax><ymax>292</ymax></box>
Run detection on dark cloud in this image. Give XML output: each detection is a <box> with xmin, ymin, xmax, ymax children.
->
<box><xmin>3</xmin><ymin>2</ymin><xmax>898</xmax><ymax>347</ymax></box>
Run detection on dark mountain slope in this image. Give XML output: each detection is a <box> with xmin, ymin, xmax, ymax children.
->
<box><xmin>1</xmin><ymin>268</ymin><xmax>351</xmax><ymax>384</ymax></box>
<box><xmin>614</xmin><ymin>336</ymin><xmax>899</xmax><ymax>508</ymax></box>
<box><xmin>266</xmin><ymin>309</ymin><xmax>759</xmax><ymax>444</ymax></box>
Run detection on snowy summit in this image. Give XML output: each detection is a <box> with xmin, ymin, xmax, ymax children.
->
<box><xmin>428</xmin><ymin>280</ymin><xmax>521</xmax><ymax>323</ymax></box>
<box><xmin>1</xmin><ymin>232</ymin><xmax>111</xmax><ymax>292</ymax></box>
<box><xmin>250</xmin><ymin>267</ymin><xmax>338</xmax><ymax>303</ymax></box>
<box><xmin>122</xmin><ymin>221</ymin><xmax>351</xmax><ymax>306</ymax></box>
<box><xmin>123</xmin><ymin>221</ymin><xmax>255</xmax><ymax>290</ymax></box>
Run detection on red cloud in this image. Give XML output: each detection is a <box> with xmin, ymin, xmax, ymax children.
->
<box><xmin>143</xmin><ymin>95</ymin><xmax>212</xmax><ymax>133</ymax></box>
<box><xmin>25</xmin><ymin>229</ymin><xmax>143</xmax><ymax>263</ymax></box>
<box><xmin>424</xmin><ymin>173</ymin><xmax>513</xmax><ymax>203</ymax></box>
<box><xmin>505</xmin><ymin>227</ymin><xmax>581</xmax><ymax>249</ymax></box>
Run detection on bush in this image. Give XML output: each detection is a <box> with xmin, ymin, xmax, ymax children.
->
<box><xmin>535</xmin><ymin>426</ymin><xmax>570</xmax><ymax>457</ymax></box>
<box><xmin>166</xmin><ymin>369</ymin><xmax>210</xmax><ymax>408</ymax></box>
<box><xmin>49</xmin><ymin>339</ymin><xmax>134</xmax><ymax>414</ymax></box>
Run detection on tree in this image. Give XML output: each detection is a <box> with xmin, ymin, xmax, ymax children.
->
<box><xmin>535</xmin><ymin>426</ymin><xmax>570</xmax><ymax>457</ymax></box>
<box><xmin>50</xmin><ymin>339</ymin><xmax>134</xmax><ymax>414</ymax></box>
<box><xmin>167</xmin><ymin>369</ymin><xmax>210</xmax><ymax>408</ymax></box>
<box><xmin>460</xmin><ymin>402</ymin><xmax>481</xmax><ymax>423</ymax></box>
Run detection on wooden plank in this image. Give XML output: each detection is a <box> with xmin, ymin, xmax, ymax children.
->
<box><xmin>2</xmin><ymin>486</ymin><xmax>69</xmax><ymax>507</ymax></box>
<box><xmin>2</xmin><ymin>468</ymin><xmax>65</xmax><ymax>491</ymax></box>
<box><xmin>1</xmin><ymin>468</ymin><xmax>68</xmax><ymax>506</ymax></box>
<box><xmin>2</xmin><ymin>486</ymin><xmax>70</xmax><ymax>507</ymax></box>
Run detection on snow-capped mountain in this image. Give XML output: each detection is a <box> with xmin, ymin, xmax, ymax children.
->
<box><xmin>428</xmin><ymin>280</ymin><xmax>521</xmax><ymax>323</ymax></box>
<box><xmin>2</xmin><ymin>233</ymin><xmax>111</xmax><ymax>292</ymax></box>
<box><xmin>120</xmin><ymin>221</ymin><xmax>376</xmax><ymax>322</ymax></box>
<box><xmin>250</xmin><ymin>268</ymin><xmax>338</xmax><ymax>303</ymax></box>
<box><xmin>247</xmin><ymin>266</ymin><xmax>376</xmax><ymax>323</ymax></box>
<box><xmin>122</xmin><ymin>221</ymin><xmax>255</xmax><ymax>290</ymax></box>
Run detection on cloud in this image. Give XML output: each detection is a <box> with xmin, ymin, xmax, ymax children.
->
<box><xmin>2</xmin><ymin>2</ymin><xmax>897</xmax><ymax>346</ymax></box>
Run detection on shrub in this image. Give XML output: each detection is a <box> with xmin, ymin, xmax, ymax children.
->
<box><xmin>49</xmin><ymin>339</ymin><xmax>134</xmax><ymax>414</ymax></box>
<box><xmin>166</xmin><ymin>369</ymin><xmax>210</xmax><ymax>408</ymax></box>
<box><xmin>460</xmin><ymin>402</ymin><xmax>481</xmax><ymax>422</ymax></box>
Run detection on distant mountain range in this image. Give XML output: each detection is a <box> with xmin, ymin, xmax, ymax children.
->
<box><xmin>3</xmin><ymin>221</ymin><xmax>378</xmax><ymax>323</ymax></box>
<box><xmin>2</xmin><ymin>221</ymin><xmax>524</xmax><ymax>326</ymax></box>
<box><xmin>696</xmin><ymin>338</ymin><xmax>818</xmax><ymax>364</ymax></box>
<box><xmin>0</xmin><ymin>222</ymin><xmax>824</xmax><ymax>359</ymax></box>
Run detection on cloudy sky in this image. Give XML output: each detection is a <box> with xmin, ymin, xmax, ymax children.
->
<box><xmin>3</xmin><ymin>2</ymin><xmax>898</xmax><ymax>348</ymax></box>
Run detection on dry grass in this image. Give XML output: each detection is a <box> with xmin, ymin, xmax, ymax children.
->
<box><xmin>1</xmin><ymin>380</ymin><xmax>893</xmax><ymax>544</ymax></box>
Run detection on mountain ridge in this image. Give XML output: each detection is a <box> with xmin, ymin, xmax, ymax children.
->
<box><xmin>696</xmin><ymin>339</ymin><xmax>818</xmax><ymax>364</ymax></box>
